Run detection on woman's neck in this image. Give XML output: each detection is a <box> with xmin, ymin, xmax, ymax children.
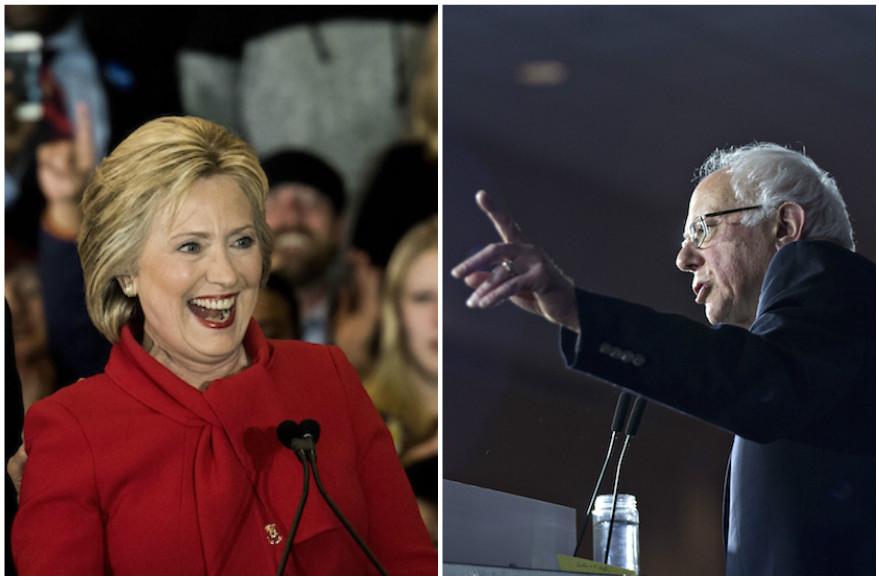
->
<box><xmin>409</xmin><ymin>366</ymin><xmax>438</xmax><ymax>419</ymax></box>
<box><xmin>141</xmin><ymin>333</ymin><xmax>251</xmax><ymax>391</ymax></box>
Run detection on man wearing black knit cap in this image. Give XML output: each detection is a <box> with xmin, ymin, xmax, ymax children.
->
<box><xmin>261</xmin><ymin>150</ymin><xmax>347</xmax><ymax>344</ymax></box>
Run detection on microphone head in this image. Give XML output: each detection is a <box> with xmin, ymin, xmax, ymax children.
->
<box><xmin>611</xmin><ymin>392</ymin><xmax>632</xmax><ymax>432</ymax></box>
<box><xmin>277</xmin><ymin>420</ymin><xmax>301</xmax><ymax>449</ymax></box>
<box><xmin>624</xmin><ymin>397</ymin><xmax>647</xmax><ymax>436</ymax></box>
<box><xmin>299</xmin><ymin>419</ymin><xmax>321</xmax><ymax>443</ymax></box>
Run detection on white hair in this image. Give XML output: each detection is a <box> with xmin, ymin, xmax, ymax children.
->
<box><xmin>697</xmin><ymin>142</ymin><xmax>855</xmax><ymax>251</ymax></box>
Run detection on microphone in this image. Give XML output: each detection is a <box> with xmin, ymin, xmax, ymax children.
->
<box><xmin>278</xmin><ymin>419</ymin><xmax>319</xmax><ymax>456</ymax></box>
<box><xmin>277</xmin><ymin>420</ymin><xmax>302</xmax><ymax>449</ymax></box>
<box><xmin>573</xmin><ymin>391</ymin><xmax>631</xmax><ymax>556</ymax></box>
<box><xmin>298</xmin><ymin>419</ymin><xmax>320</xmax><ymax>448</ymax></box>
<box><xmin>573</xmin><ymin>393</ymin><xmax>631</xmax><ymax>555</ymax></box>
<box><xmin>603</xmin><ymin>397</ymin><xmax>647</xmax><ymax>565</ymax></box>
<box><xmin>277</xmin><ymin>419</ymin><xmax>389</xmax><ymax>576</ymax></box>
<box><xmin>624</xmin><ymin>397</ymin><xmax>647</xmax><ymax>437</ymax></box>
<box><xmin>276</xmin><ymin>420</ymin><xmax>312</xmax><ymax>575</ymax></box>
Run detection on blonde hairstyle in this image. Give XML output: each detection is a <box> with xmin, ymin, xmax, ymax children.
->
<box><xmin>365</xmin><ymin>215</ymin><xmax>438</xmax><ymax>448</ymax></box>
<box><xmin>78</xmin><ymin>116</ymin><xmax>273</xmax><ymax>343</ymax></box>
<box><xmin>409</xmin><ymin>15</ymin><xmax>437</xmax><ymax>161</ymax></box>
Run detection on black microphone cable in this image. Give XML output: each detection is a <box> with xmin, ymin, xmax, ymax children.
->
<box><xmin>303</xmin><ymin>428</ymin><xmax>389</xmax><ymax>576</ymax></box>
<box><xmin>603</xmin><ymin>397</ymin><xmax>646</xmax><ymax>565</ymax></box>
<box><xmin>287</xmin><ymin>419</ymin><xmax>389</xmax><ymax>576</ymax></box>
<box><xmin>573</xmin><ymin>391</ymin><xmax>631</xmax><ymax>556</ymax></box>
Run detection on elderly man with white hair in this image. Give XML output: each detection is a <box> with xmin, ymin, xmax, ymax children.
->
<box><xmin>452</xmin><ymin>142</ymin><xmax>875</xmax><ymax>575</ymax></box>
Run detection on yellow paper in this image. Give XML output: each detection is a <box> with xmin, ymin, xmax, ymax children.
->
<box><xmin>557</xmin><ymin>553</ymin><xmax>636</xmax><ymax>575</ymax></box>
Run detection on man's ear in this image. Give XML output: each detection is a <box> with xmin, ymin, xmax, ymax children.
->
<box><xmin>774</xmin><ymin>202</ymin><xmax>806</xmax><ymax>249</ymax></box>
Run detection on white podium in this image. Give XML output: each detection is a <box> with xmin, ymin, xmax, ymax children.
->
<box><xmin>443</xmin><ymin>480</ymin><xmax>587</xmax><ymax>575</ymax></box>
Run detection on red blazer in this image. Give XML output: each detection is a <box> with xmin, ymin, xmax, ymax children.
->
<box><xmin>13</xmin><ymin>321</ymin><xmax>437</xmax><ymax>575</ymax></box>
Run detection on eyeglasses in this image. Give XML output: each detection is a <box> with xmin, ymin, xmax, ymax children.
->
<box><xmin>682</xmin><ymin>205</ymin><xmax>763</xmax><ymax>248</ymax></box>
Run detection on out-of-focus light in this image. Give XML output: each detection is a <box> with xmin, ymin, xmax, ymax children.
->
<box><xmin>515</xmin><ymin>60</ymin><xmax>569</xmax><ymax>86</ymax></box>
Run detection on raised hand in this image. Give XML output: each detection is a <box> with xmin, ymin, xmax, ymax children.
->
<box><xmin>7</xmin><ymin>442</ymin><xmax>27</xmax><ymax>503</ymax></box>
<box><xmin>36</xmin><ymin>102</ymin><xmax>95</xmax><ymax>236</ymax></box>
<box><xmin>451</xmin><ymin>190</ymin><xmax>580</xmax><ymax>332</ymax></box>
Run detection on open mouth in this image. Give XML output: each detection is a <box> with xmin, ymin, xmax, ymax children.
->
<box><xmin>694</xmin><ymin>282</ymin><xmax>708</xmax><ymax>305</ymax></box>
<box><xmin>275</xmin><ymin>231</ymin><xmax>312</xmax><ymax>251</ymax></box>
<box><xmin>188</xmin><ymin>295</ymin><xmax>237</xmax><ymax>329</ymax></box>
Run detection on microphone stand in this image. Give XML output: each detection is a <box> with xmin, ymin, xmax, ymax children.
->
<box><xmin>306</xmin><ymin>451</ymin><xmax>389</xmax><ymax>576</ymax></box>
<box><xmin>603</xmin><ymin>397</ymin><xmax>646</xmax><ymax>565</ymax></box>
<box><xmin>276</xmin><ymin>419</ymin><xmax>388</xmax><ymax>576</ymax></box>
<box><xmin>277</xmin><ymin>441</ymin><xmax>312</xmax><ymax>575</ymax></box>
<box><xmin>573</xmin><ymin>392</ymin><xmax>631</xmax><ymax>556</ymax></box>
<box><xmin>602</xmin><ymin>433</ymin><xmax>631</xmax><ymax>564</ymax></box>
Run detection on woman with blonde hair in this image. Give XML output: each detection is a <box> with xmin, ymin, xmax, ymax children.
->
<box><xmin>364</xmin><ymin>215</ymin><xmax>438</xmax><ymax>542</ymax></box>
<box><xmin>12</xmin><ymin>116</ymin><xmax>437</xmax><ymax>575</ymax></box>
<box><xmin>366</xmin><ymin>216</ymin><xmax>438</xmax><ymax>459</ymax></box>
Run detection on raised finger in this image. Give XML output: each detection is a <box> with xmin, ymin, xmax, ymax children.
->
<box><xmin>476</xmin><ymin>190</ymin><xmax>528</xmax><ymax>244</ymax></box>
<box><xmin>73</xmin><ymin>102</ymin><xmax>95</xmax><ymax>171</ymax></box>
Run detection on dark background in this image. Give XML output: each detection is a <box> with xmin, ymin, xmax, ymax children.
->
<box><xmin>442</xmin><ymin>5</ymin><xmax>875</xmax><ymax>575</ymax></box>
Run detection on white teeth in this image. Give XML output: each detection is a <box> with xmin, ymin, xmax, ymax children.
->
<box><xmin>190</xmin><ymin>296</ymin><xmax>235</xmax><ymax>310</ymax></box>
<box><xmin>276</xmin><ymin>232</ymin><xmax>309</xmax><ymax>249</ymax></box>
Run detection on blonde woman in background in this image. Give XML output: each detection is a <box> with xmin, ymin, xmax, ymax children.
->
<box><xmin>338</xmin><ymin>14</ymin><xmax>439</xmax><ymax>380</ymax></box>
<box><xmin>365</xmin><ymin>215</ymin><xmax>438</xmax><ymax>544</ymax></box>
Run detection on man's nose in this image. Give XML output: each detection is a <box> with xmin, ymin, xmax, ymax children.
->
<box><xmin>267</xmin><ymin>197</ymin><xmax>308</xmax><ymax>230</ymax></box>
<box><xmin>282</xmin><ymin>199</ymin><xmax>309</xmax><ymax>224</ymax></box>
<box><xmin>676</xmin><ymin>241</ymin><xmax>703</xmax><ymax>272</ymax></box>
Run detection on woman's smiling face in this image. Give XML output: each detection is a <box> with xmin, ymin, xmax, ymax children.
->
<box><xmin>128</xmin><ymin>175</ymin><xmax>263</xmax><ymax>386</ymax></box>
<box><xmin>402</xmin><ymin>247</ymin><xmax>439</xmax><ymax>378</ymax></box>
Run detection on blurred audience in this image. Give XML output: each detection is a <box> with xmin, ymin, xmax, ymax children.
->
<box><xmin>6</xmin><ymin>302</ymin><xmax>24</xmax><ymax>576</ymax></box>
<box><xmin>337</xmin><ymin>14</ymin><xmax>438</xmax><ymax>381</ymax></box>
<box><xmin>261</xmin><ymin>149</ymin><xmax>347</xmax><ymax>345</ymax></box>
<box><xmin>6</xmin><ymin>6</ymin><xmax>191</xmax><ymax>389</ymax></box>
<box><xmin>5</xmin><ymin>5</ymin><xmax>109</xmax><ymax>255</ymax></box>
<box><xmin>178</xmin><ymin>6</ymin><xmax>436</xmax><ymax>200</ymax></box>
<box><xmin>34</xmin><ymin>102</ymin><xmax>111</xmax><ymax>386</ymax></box>
<box><xmin>352</xmin><ymin>14</ymin><xmax>438</xmax><ymax>268</ymax></box>
<box><xmin>364</xmin><ymin>216</ymin><xmax>439</xmax><ymax>544</ymax></box>
<box><xmin>4</xmin><ymin>262</ymin><xmax>57</xmax><ymax>413</ymax></box>
<box><xmin>78</xmin><ymin>6</ymin><xmax>190</xmax><ymax>147</ymax></box>
<box><xmin>253</xmin><ymin>273</ymin><xmax>302</xmax><ymax>340</ymax></box>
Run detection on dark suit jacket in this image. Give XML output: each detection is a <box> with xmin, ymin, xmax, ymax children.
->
<box><xmin>13</xmin><ymin>321</ymin><xmax>437</xmax><ymax>575</ymax></box>
<box><xmin>560</xmin><ymin>240</ymin><xmax>875</xmax><ymax>575</ymax></box>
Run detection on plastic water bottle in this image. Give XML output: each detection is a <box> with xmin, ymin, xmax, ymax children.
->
<box><xmin>592</xmin><ymin>493</ymin><xmax>640</xmax><ymax>574</ymax></box>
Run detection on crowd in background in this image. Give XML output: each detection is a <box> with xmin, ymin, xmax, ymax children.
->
<box><xmin>5</xmin><ymin>6</ymin><xmax>438</xmax><ymax>573</ymax></box>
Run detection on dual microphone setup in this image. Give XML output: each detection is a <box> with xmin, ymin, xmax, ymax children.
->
<box><xmin>274</xmin><ymin>397</ymin><xmax>645</xmax><ymax>575</ymax></box>
<box><xmin>275</xmin><ymin>419</ymin><xmax>388</xmax><ymax>576</ymax></box>
<box><xmin>573</xmin><ymin>392</ymin><xmax>648</xmax><ymax>564</ymax></box>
